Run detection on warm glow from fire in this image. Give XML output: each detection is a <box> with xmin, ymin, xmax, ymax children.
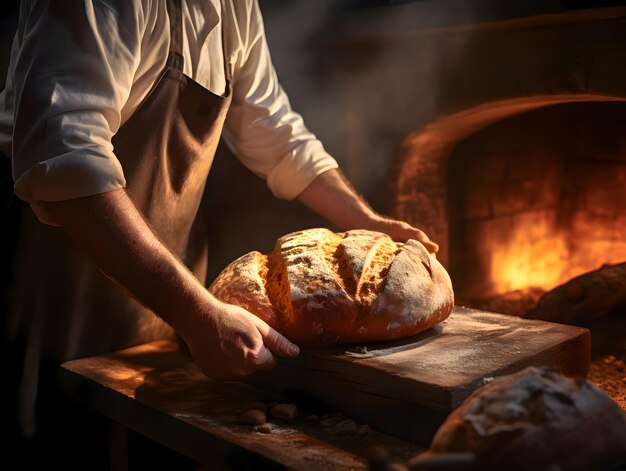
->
<box><xmin>488</xmin><ymin>215</ymin><xmax>626</xmax><ymax>296</ymax></box>
<box><xmin>490</xmin><ymin>230</ymin><xmax>569</xmax><ymax>294</ymax></box>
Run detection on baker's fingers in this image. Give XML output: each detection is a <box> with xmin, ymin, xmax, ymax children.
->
<box><xmin>383</xmin><ymin>220</ymin><xmax>439</xmax><ymax>253</ymax></box>
<box><xmin>415</xmin><ymin>233</ymin><xmax>439</xmax><ymax>254</ymax></box>
<box><xmin>419</xmin><ymin>239</ymin><xmax>439</xmax><ymax>253</ymax></box>
<box><xmin>255</xmin><ymin>320</ymin><xmax>300</xmax><ymax>358</ymax></box>
<box><xmin>251</xmin><ymin>345</ymin><xmax>278</xmax><ymax>371</ymax></box>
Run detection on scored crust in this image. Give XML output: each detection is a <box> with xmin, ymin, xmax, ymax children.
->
<box><xmin>209</xmin><ymin>228</ymin><xmax>454</xmax><ymax>346</ymax></box>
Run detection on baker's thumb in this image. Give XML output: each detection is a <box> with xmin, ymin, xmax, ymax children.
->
<box><xmin>251</xmin><ymin>346</ymin><xmax>277</xmax><ymax>371</ymax></box>
<box><xmin>263</xmin><ymin>326</ymin><xmax>300</xmax><ymax>358</ymax></box>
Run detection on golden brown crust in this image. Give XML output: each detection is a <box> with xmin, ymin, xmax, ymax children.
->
<box><xmin>274</xmin><ymin>229</ymin><xmax>358</xmax><ymax>344</ymax></box>
<box><xmin>209</xmin><ymin>228</ymin><xmax>454</xmax><ymax>346</ymax></box>
<box><xmin>209</xmin><ymin>251</ymin><xmax>277</xmax><ymax>326</ymax></box>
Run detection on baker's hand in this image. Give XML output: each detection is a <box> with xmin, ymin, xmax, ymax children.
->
<box><xmin>184</xmin><ymin>300</ymin><xmax>300</xmax><ymax>381</ymax></box>
<box><xmin>297</xmin><ymin>170</ymin><xmax>438</xmax><ymax>253</ymax></box>
<box><xmin>365</xmin><ymin>215</ymin><xmax>439</xmax><ymax>253</ymax></box>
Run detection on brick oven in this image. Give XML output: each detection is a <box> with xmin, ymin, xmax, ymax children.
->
<box><xmin>393</xmin><ymin>99</ymin><xmax>626</xmax><ymax>315</ymax></box>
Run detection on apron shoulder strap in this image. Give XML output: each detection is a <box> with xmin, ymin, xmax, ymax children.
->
<box><xmin>219</xmin><ymin>0</ymin><xmax>233</xmax><ymax>91</ymax></box>
<box><xmin>166</xmin><ymin>0</ymin><xmax>184</xmax><ymax>69</ymax></box>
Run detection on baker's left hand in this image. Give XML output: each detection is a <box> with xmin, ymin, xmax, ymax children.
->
<box><xmin>297</xmin><ymin>169</ymin><xmax>438</xmax><ymax>253</ymax></box>
<box><xmin>365</xmin><ymin>215</ymin><xmax>439</xmax><ymax>253</ymax></box>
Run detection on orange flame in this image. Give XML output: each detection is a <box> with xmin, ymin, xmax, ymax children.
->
<box><xmin>490</xmin><ymin>231</ymin><xmax>569</xmax><ymax>294</ymax></box>
<box><xmin>488</xmin><ymin>214</ymin><xmax>626</xmax><ymax>295</ymax></box>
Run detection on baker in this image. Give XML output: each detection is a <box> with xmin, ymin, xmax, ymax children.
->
<box><xmin>1</xmin><ymin>0</ymin><xmax>437</xmax><ymax>466</ymax></box>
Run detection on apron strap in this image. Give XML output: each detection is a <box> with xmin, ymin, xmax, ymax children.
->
<box><xmin>166</xmin><ymin>0</ymin><xmax>184</xmax><ymax>70</ymax></box>
<box><xmin>219</xmin><ymin>0</ymin><xmax>233</xmax><ymax>94</ymax></box>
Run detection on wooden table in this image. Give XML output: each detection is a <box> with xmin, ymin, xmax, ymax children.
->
<box><xmin>249</xmin><ymin>306</ymin><xmax>590</xmax><ymax>445</ymax></box>
<box><xmin>60</xmin><ymin>340</ymin><xmax>423</xmax><ymax>470</ymax></box>
<box><xmin>59</xmin><ymin>307</ymin><xmax>589</xmax><ymax>468</ymax></box>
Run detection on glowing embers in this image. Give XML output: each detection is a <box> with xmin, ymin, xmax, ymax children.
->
<box><xmin>483</xmin><ymin>213</ymin><xmax>569</xmax><ymax>295</ymax></box>
<box><xmin>465</xmin><ymin>210</ymin><xmax>626</xmax><ymax>315</ymax></box>
<box><xmin>482</xmin><ymin>210</ymin><xmax>626</xmax><ymax>295</ymax></box>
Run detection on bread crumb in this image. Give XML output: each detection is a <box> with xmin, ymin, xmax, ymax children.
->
<box><xmin>335</xmin><ymin>418</ymin><xmax>358</xmax><ymax>433</ymax></box>
<box><xmin>358</xmin><ymin>424</ymin><xmax>373</xmax><ymax>435</ymax></box>
<box><xmin>320</xmin><ymin>416</ymin><xmax>343</xmax><ymax>427</ymax></box>
<box><xmin>254</xmin><ymin>423</ymin><xmax>273</xmax><ymax>434</ymax></box>
<box><xmin>270</xmin><ymin>403</ymin><xmax>298</xmax><ymax>420</ymax></box>
<box><xmin>239</xmin><ymin>409</ymin><xmax>266</xmax><ymax>425</ymax></box>
<box><xmin>350</xmin><ymin>345</ymin><xmax>368</xmax><ymax>354</ymax></box>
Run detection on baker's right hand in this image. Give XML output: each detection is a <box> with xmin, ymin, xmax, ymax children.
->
<box><xmin>182</xmin><ymin>300</ymin><xmax>300</xmax><ymax>381</ymax></box>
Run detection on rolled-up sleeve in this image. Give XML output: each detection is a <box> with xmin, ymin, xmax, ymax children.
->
<box><xmin>222</xmin><ymin>0</ymin><xmax>338</xmax><ymax>201</ymax></box>
<box><xmin>11</xmin><ymin>0</ymin><xmax>142</xmax><ymax>221</ymax></box>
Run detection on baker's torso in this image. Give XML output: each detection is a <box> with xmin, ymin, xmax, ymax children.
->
<box><xmin>7</xmin><ymin>0</ymin><xmax>233</xmax><ymax>362</ymax></box>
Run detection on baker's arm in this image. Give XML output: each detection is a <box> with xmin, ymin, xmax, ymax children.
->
<box><xmin>39</xmin><ymin>189</ymin><xmax>299</xmax><ymax>380</ymax></box>
<box><xmin>222</xmin><ymin>4</ymin><xmax>436</xmax><ymax>252</ymax></box>
<box><xmin>297</xmin><ymin>169</ymin><xmax>439</xmax><ymax>253</ymax></box>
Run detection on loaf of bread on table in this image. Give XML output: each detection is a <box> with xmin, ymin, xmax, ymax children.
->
<box><xmin>209</xmin><ymin>228</ymin><xmax>454</xmax><ymax>346</ymax></box>
<box><xmin>425</xmin><ymin>367</ymin><xmax>626</xmax><ymax>469</ymax></box>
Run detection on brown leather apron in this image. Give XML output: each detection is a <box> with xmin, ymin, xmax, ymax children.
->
<box><xmin>7</xmin><ymin>0</ymin><xmax>231</xmax><ymax>435</ymax></box>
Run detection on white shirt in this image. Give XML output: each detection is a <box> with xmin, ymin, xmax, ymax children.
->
<box><xmin>0</xmin><ymin>0</ymin><xmax>337</xmax><ymax>222</ymax></box>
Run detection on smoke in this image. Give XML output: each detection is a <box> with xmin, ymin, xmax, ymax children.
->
<box><xmin>260</xmin><ymin>0</ymin><xmax>480</xmax><ymax>212</ymax></box>
<box><xmin>259</xmin><ymin>0</ymin><xmax>588</xmax><ymax>213</ymax></box>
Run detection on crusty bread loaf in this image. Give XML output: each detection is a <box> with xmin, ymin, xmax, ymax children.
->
<box><xmin>209</xmin><ymin>228</ymin><xmax>454</xmax><ymax>346</ymax></box>
<box><xmin>425</xmin><ymin>367</ymin><xmax>626</xmax><ymax>470</ymax></box>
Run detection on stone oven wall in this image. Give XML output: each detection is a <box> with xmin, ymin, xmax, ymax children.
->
<box><xmin>447</xmin><ymin>102</ymin><xmax>626</xmax><ymax>304</ymax></box>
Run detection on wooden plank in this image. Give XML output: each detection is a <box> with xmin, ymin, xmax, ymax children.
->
<box><xmin>60</xmin><ymin>341</ymin><xmax>423</xmax><ymax>471</ymax></box>
<box><xmin>248</xmin><ymin>306</ymin><xmax>591</xmax><ymax>446</ymax></box>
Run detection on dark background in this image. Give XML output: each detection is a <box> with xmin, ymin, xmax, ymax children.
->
<box><xmin>1</xmin><ymin>1</ymin><xmax>625</xmax><ymax>469</ymax></box>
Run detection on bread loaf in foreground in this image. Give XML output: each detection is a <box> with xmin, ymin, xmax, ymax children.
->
<box><xmin>209</xmin><ymin>228</ymin><xmax>454</xmax><ymax>346</ymax></box>
<box><xmin>426</xmin><ymin>367</ymin><xmax>626</xmax><ymax>470</ymax></box>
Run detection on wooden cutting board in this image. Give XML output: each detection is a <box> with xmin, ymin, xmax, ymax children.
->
<box><xmin>248</xmin><ymin>306</ymin><xmax>590</xmax><ymax>446</ymax></box>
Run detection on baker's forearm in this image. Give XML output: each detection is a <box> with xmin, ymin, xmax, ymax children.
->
<box><xmin>39</xmin><ymin>188</ymin><xmax>299</xmax><ymax>379</ymax></box>
<box><xmin>39</xmin><ymin>188</ymin><xmax>211</xmax><ymax>337</ymax></box>
<box><xmin>297</xmin><ymin>169</ymin><xmax>376</xmax><ymax>230</ymax></box>
<box><xmin>297</xmin><ymin>168</ymin><xmax>438</xmax><ymax>252</ymax></box>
